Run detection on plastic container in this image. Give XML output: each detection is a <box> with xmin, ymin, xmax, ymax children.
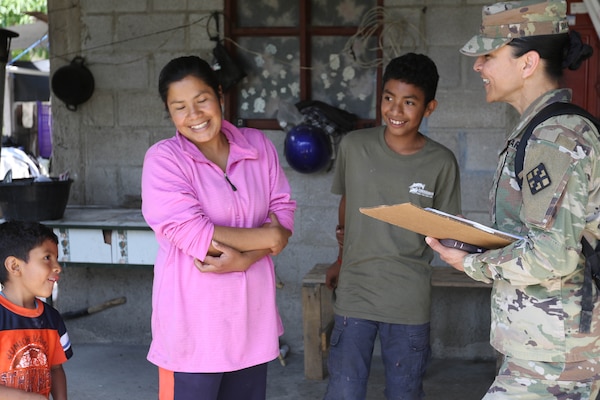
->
<box><xmin>0</xmin><ymin>178</ymin><xmax>72</xmax><ymax>221</ymax></box>
<box><xmin>37</xmin><ymin>101</ymin><xmax>52</xmax><ymax>159</ymax></box>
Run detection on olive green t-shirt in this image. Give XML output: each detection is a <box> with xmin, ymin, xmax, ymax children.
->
<box><xmin>332</xmin><ymin>126</ymin><xmax>461</xmax><ymax>324</ymax></box>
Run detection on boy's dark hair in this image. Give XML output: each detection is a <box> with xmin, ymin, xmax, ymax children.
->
<box><xmin>0</xmin><ymin>221</ymin><xmax>58</xmax><ymax>284</ymax></box>
<box><xmin>382</xmin><ymin>53</ymin><xmax>439</xmax><ymax>104</ymax></box>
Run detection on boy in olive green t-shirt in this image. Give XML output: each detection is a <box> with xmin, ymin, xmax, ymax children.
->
<box><xmin>324</xmin><ymin>53</ymin><xmax>461</xmax><ymax>400</ymax></box>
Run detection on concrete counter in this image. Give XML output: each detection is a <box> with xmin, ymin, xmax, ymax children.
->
<box><xmin>45</xmin><ymin>206</ymin><xmax>150</xmax><ymax>229</ymax></box>
<box><xmin>43</xmin><ymin>206</ymin><xmax>157</xmax><ymax>267</ymax></box>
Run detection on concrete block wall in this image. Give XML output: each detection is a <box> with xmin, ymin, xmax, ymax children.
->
<box><xmin>46</xmin><ymin>0</ymin><xmax>515</xmax><ymax>361</ymax></box>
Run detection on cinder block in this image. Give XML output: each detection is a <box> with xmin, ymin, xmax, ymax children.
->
<box><xmin>90</xmin><ymin>57</ymin><xmax>150</xmax><ymax>90</ymax></box>
<box><xmin>432</xmin><ymin>91</ymin><xmax>506</xmax><ymax>129</ymax></box>
<box><xmin>460</xmin><ymin>171</ymin><xmax>496</xmax><ymax>212</ymax></box>
<box><xmin>119</xmin><ymin>166</ymin><xmax>144</xmax><ymax>202</ymax></box>
<box><xmin>85</xmin><ymin>167</ymin><xmax>119</xmax><ymax>205</ymax></box>
<box><xmin>82</xmin><ymin>92</ymin><xmax>115</xmax><ymax>127</ymax></box>
<box><xmin>426</xmin><ymin>5</ymin><xmax>481</xmax><ymax>46</ymax></box>
<box><xmin>428</xmin><ymin>47</ymin><xmax>462</xmax><ymax>89</ymax></box>
<box><xmin>83</xmin><ymin>15</ymin><xmax>114</xmax><ymax>50</ymax></box>
<box><xmin>80</xmin><ymin>0</ymin><xmax>147</xmax><ymax>13</ymax></box>
<box><xmin>116</xmin><ymin>14</ymin><xmax>186</xmax><ymax>52</ymax></box>
<box><xmin>117</xmin><ymin>91</ymin><xmax>165</xmax><ymax>127</ymax></box>
<box><xmin>86</xmin><ymin>128</ymin><xmax>149</xmax><ymax>168</ymax></box>
<box><xmin>464</xmin><ymin>130</ymin><xmax>506</xmax><ymax>171</ymax></box>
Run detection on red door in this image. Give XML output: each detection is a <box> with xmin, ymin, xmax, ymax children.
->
<box><xmin>563</xmin><ymin>1</ymin><xmax>600</xmax><ymax>116</ymax></box>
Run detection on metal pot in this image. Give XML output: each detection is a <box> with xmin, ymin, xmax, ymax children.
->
<box><xmin>51</xmin><ymin>56</ymin><xmax>94</xmax><ymax>111</ymax></box>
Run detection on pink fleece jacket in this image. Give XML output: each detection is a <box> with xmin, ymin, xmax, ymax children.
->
<box><xmin>141</xmin><ymin>120</ymin><xmax>296</xmax><ymax>372</ymax></box>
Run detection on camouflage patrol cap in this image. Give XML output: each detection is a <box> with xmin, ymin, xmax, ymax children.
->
<box><xmin>460</xmin><ymin>0</ymin><xmax>569</xmax><ymax>56</ymax></box>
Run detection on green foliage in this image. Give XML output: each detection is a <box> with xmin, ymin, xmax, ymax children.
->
<box><xmin>0</xmin><ymin>0</ymin><xmax>48</xmax><ymax>60</ymax></box>
<box><xmin>0</xmin><ymin>0</ymin><xmax>47</xmax><ymax>27</ymax></box>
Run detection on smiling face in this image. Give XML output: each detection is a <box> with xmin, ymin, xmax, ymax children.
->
<box><xmin>166</xmin><ymin>75</ymin><xmax>224</xmax><ymax>149</ymax></box>
<box><xmin>473</xmin><ymin>45</ymin><xmax>525</xmax><ymax>107</ymax></box>
<box><xmin>381</xmin><ymin>78</ymin><xmax>436</xmax><ymax>143</ymax></box>
<box><xmin>6</xmin><ymin>239</ymin><xmax>61</xmax><ymax>305</ymax></box>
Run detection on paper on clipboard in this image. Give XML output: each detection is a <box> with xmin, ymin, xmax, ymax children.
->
<box><xmin>359</xmin><ymin>202</ymin><xmax>522</xmax><ymax>250</ymax></box>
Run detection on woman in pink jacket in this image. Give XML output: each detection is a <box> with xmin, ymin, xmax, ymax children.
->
<box><xmin>141</xmin><ymin>56</ymin><xmax>296</xmax><ymax>400</ymax></box>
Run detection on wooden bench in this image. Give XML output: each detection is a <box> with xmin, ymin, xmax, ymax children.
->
<box><xmin>301</xmin><ymin>263</ymin><xmax>491</xmax><ymax>380</ymax></box>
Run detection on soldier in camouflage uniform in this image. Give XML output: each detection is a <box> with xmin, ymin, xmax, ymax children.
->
<box><xmin>426</xmin><ymin>0</ymin><xmax>600</xmax><ymax>398</ymax></box>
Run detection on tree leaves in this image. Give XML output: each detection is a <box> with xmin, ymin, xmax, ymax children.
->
<box><xmin>0</xmin><ymin>0</ymin><xmax>47</xmax><ymax>27</ymax></box>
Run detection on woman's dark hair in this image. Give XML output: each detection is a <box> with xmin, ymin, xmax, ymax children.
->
<box><xmin>382</xmin><ymin>53</ymin><xmax>439</xmax><ymax>104</ymax></box>
<box><xmin>158</xmin><ymin>56</ymin><xmax>221</xmax><ymax>111</ymax></box>
<box><xmin>508</xmin><ymin>31</ymin><xmax>593</xmax><ymax>80</ymax></box>
<box><xmin>0</xmin><ymin>221</ymin><xmax>58</xmax><ymax>284</ymax></box>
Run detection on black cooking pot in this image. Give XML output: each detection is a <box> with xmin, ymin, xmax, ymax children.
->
<box><xmin>51</xmin><ymin>56</ymin><xmax>95</xmax><ymax>111</ymax></box>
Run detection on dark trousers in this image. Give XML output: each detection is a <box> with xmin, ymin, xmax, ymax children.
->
<box><xmin>159</xmin><ymin>362</ymin><xmax>268</xmax><ymax>400</ymax></box>
<box><xmin>324</xmin><ymin>315</ymin><xmax>431</xmax><ymax>400</ymax></box>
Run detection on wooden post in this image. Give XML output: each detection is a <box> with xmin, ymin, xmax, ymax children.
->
<box><xmin>302</xmin><ymin>263</ymin><xmax>334</xmax><ymax>380</ymax></box>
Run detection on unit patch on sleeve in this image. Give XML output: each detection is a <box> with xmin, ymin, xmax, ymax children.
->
<box><xmin>526</xmin><ymin>163</ymin><xmax>551</xmax><ymax>195</ymax></box>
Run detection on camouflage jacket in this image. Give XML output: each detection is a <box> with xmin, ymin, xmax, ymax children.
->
<box><xmin>463</xmin><ymin>89</ymin><xmax>600</xmax><ymax>362</ymax></box>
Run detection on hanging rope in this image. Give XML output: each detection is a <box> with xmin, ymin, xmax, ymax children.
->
<box><xmin>341</xmin><ymin>6</ymin><xmax>426</xmax><ymax>69</ymax></box>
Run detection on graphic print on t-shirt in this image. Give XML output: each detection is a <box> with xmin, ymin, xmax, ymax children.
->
<box><xmin>1</xmin><ymin>333</ymin><xmax>52</xmax><ymax>395</ymax></box>
<box><xmin>409</xmin><ymin>182</ymin><xmax>433</xmax><ymax>198</ymax></box>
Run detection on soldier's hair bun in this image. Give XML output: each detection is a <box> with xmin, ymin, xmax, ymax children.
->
<box><xmin>563</xmin><ymin>31</ymin><xmax>593</xmax><ymax>71</ymax></box>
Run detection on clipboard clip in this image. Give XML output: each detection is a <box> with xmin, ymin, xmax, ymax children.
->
<box><xmin>439</xmin><ymin>239</ymin><xmax>487</xmax><ymax>254</ymax></box>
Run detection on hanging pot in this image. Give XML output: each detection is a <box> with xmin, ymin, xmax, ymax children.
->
<box><xmin>51</xmin><ymin>56</ymin><xmax>95</xmax><ymax>111</ymax></box>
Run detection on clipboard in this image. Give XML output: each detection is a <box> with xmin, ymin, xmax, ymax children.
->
<box><xmin>359</xmin><ymin>202</ymin><xmax>522</xmax><ymax>250</ymax></box>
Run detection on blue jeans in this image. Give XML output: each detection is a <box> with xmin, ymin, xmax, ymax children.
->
<box><xmin>324</xmin><ymin>315</ymin><xmax>431</xmax><ymax>400</ymax></box>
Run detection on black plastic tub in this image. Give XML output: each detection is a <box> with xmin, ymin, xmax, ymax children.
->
<box><xmin>0</xmin><ymin>178</ymin><xmax>72</xmax><ymax>221</ymax></box>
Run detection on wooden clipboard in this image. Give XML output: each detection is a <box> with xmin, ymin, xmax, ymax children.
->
<box><xmin>359</xmin><ymin>203</ymin><xmax>521</xmax><ymax>249</ymax></box>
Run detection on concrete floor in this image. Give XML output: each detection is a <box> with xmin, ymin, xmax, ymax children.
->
<box><xmin>63</xmin><ymin>343</ymin><xmax>496</xmax><ymax>399</ymax></box>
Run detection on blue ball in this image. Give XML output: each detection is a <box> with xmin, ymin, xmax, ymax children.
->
<box><xmin>284</xmin><ymin>125</ymin><xmax>332</xmax><ymax>174</ymax></box>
